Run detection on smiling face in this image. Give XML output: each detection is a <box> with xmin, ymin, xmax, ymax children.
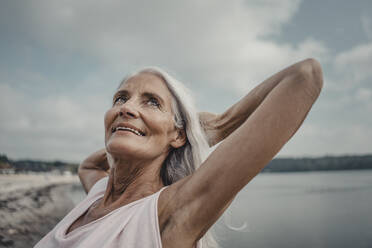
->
<box><xmin>104</xmin><ymin>72</ymin><xmax>186</xmax><ymax>162</ymax></box>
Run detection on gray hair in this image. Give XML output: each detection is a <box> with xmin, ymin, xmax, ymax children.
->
<box><xmin>120</xmin><ymin>67</ymin><xmax>218</xmax><ymax>248</ymax></box>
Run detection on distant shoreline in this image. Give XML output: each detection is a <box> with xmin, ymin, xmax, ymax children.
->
<box><xmin>262</xmin><ymin>155</ymin><xmax>372</xmax><ymax>172</ymax></box>
<box><xmin>261</xmin><ymin>167</ymin><xmax>372</xmax><ymax>173</ymax></box>
<box><xmin>2</xmin><ymin>154</ymin><xmax>372</xmax><ymax>174</ymax></box>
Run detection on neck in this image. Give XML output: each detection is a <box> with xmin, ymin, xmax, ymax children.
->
<box><xmin>102</xmin><ymin>154</ymin><xmax>166</xmax><ymax>206</ymax></box>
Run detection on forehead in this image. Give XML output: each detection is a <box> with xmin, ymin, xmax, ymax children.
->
<box><xmin>118</xmin><ymin>72</ymin><xmax>173</xmax><ymax>105</ymax></box>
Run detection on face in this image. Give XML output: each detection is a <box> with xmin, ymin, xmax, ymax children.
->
<box><xmin>104</xmin><ymin>72</ymin><xmax>185</xmax><ymax>161</ymax></box>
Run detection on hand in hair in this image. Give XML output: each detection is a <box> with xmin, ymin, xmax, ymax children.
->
<box><xmin>198</xmin><ymin>112</ymin><xmax>221</xmax><ymax>147</ymax></box>
<box><xmin>78</xmin><ymin>148</ymin><xmax>110</xmax><ymax>193</ymax></box>
<box><xmin>199</xmin><ymin>108</ymin><xmax>254</xmax><ymax>147</ymax></box>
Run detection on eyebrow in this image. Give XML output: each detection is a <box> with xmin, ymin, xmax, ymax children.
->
<box><xmin>113</xmin><ymin>90</ymin><xmax>165</xmax><ymax>106</ymax></box>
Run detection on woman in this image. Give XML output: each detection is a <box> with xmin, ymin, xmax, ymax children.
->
<box><xmin>35</xmin><ymin>58</ymin><xmax>323</xmax><ymax>248</ymax></box>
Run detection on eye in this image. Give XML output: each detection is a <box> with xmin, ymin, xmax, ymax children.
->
<box><xmin>147</xmin><ymin>97</ymin><xmax>161</xmax><ymax>108</ymax></box>
<box><xmin>114</xmin><ymin>95</ymin><xmax>128</xmax><ymax>105</ymax></box>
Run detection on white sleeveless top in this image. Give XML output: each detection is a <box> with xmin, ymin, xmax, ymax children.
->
<box><xmin>34</xmin><ymin>177</ymin><xmax>202</xmax><ymax>248</ymax></box>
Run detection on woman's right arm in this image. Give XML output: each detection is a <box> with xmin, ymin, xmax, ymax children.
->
<box><xmin>78</xmin><ymin>148</ymin><xmax>110</xmax><ymax>193</ymax></box>
<box><xmin>199</xmin><ymin>59</ymin><xmax>315</xmax><ymax>147</ymax></box>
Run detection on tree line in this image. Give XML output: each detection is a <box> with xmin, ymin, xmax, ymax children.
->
<box><xmin>263</xmin><ymin>154</ymin><xmax>372</xmax><ymax>172</ymax></box>
<box><xmin>0</xmin><ymin>154</ymin><xmax>78</xmax><ymax>174</ymax></box>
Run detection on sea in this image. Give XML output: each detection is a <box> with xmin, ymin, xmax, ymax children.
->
<box><xmin>69</xmin><ymin>170</ymin><xmax>372</xmax><ymax>248</ymax></box>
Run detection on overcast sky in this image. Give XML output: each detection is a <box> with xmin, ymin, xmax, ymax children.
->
<box><xmin>1</xmin><ymin>0</ymin><xmax>371</xmax><ymax>162</ymax></box>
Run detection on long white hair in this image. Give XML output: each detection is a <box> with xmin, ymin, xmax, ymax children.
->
<box><xmin>121</xmin><ymin>67</ymin><xmax>218</xmax><ymax>248</ymax></box>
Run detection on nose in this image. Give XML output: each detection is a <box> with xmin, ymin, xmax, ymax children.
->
<box><xmin>118</xmin><ymin>101</ymin><xmax>139</xmax><ymax>119</ymax></box>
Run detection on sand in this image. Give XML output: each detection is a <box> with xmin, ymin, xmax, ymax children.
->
<box><xmin>0</xmin><ymin>174</ymin><xmax>83</xmax><ymax>248</ymax></box>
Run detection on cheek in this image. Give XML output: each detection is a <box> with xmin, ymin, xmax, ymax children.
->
<box><xmin>104</xmin><ymin>109</ymin><xmax>116</xmax><ymax>137</ymax></box>
<box><xmin>145</xmin><ymin>113</ymin><xmax>174</xmax><ymax>135</ymax></box>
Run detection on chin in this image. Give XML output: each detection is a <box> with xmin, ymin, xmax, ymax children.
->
<box><xmin>107</xmin><ymin>139</ymin><xmax>161</xmax><ymax>162</ymax></box>
<box><xmin>106</xmin><ymin>140</ymin><xmax>138</xmax><ymax>157</ymax></box>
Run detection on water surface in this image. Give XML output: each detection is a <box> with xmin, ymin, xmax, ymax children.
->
<box><xmin>216</xmin><ymin>170</ymin><xmax>372</xmax><ymax>248</ymax></box>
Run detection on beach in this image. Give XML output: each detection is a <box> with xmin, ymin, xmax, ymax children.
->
<box><xmin>0</xmin><ymin>174</ymin><xmax>83</xmax><ymax>248</ymax></box>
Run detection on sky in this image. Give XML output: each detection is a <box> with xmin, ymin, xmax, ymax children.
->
<box><xmin>0</xmin><ymin>0</ymin><xmax>371</xmax><ymax>162</ymax></box>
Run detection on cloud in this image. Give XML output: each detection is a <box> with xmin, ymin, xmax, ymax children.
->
<box><xmin>2</xmin><ymin>0</ymin><xmax>320</xmax><ymax>92</ymax></box>
<box><xmin>361</xmin><ymin>14</ymin><xmax>372</xmax><ymax>40</ymax></box>
<box><xmin>4</xmin><ymin>0</ymin><xmax>370</xmax><ymax>160</ymax></box>
<box><xmin>227</xmin><ymin>38</ymin><xmax>328</xmax><ymax>95</ymax></box>
<box><xmin>278</xmin><ymin>122</ymin><xmax>372</xmax><ymax>157</ymax></box>
<box><xmin>333</xmin><ymin>42</ymin><xmax>372</xmax><ymax>85</ymax></box>
<box><xmin>355</xmin><ymin>87</ymin><xmax>372</xmax><ymax>103</ymax></box>
<box><xmin>0</xmin><ymin>83</ymin><xmax>105</xmax><ymax>161</ymax></box>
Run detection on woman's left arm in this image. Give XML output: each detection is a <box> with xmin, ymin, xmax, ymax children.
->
<box><xmin>159</xmin><ymin>59</ymin><xmax>323</xmax><ymax>245</ymax></box>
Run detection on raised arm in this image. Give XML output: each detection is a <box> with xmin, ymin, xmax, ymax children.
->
<box><xmin>78</xmin><ymin>148</ymin><xmax>110</xmax><ymax>193</ymax></box>
<box><xmin>199</xmin><ymin>59</ymin><xmax>319</xmax><ymax>147</ymax></box>
<box><xmin>159</xmin><ymin>58</ymin><xmax>323</xmax><ymax>246</ymax></box>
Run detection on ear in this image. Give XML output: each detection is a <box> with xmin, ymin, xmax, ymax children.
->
<box><xmin>170</xmin><ymin>128</ymin><xmax>187</xmax><ymax>149</ymax></box>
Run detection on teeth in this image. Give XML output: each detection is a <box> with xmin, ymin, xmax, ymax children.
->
<box><xmin>115</xmin><ymin>127</ymin><xmax>144</xmax><ymax>136</ymax></box>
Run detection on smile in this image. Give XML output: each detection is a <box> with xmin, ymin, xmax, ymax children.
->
<box><xmin>112</xmin><ymin>126</ymin><xmax>146</xmax><ymax>136</ymax></box>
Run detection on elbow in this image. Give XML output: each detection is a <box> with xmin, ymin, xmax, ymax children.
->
<box><xmin>77</xmin><ymin>161</ymin><xmax>88</xmax><ymax>178</ymax></box>
<box><xmin>77</xmin><ymin>166</ymin><xmax>83</xmax><ymax>177</ymax></box>
<box><xmin>77</xmin><ymin>164</ymin><xmax>84</xmax><ymax>182</ymax></box>
<box><xmin>296</xmin><ymin>58</ymin><xmax>324</xmax><ymax>94</ymax></box>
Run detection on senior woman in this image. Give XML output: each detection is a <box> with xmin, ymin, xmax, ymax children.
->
<box><xmin>35</xmin><ymin>58</ymin><xmax>323</xmax><ymax>248</ymax></box>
